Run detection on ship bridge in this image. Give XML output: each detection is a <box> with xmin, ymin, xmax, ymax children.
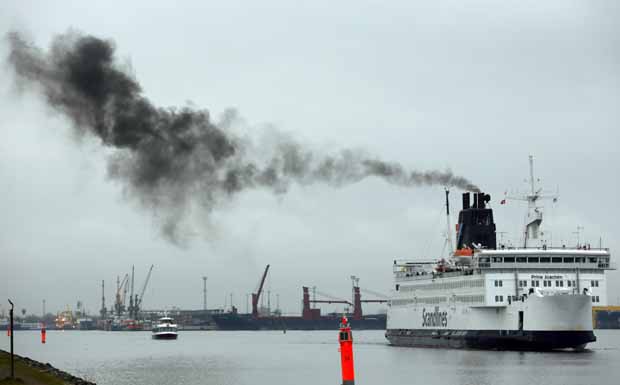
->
<box><xmin>475</xmin><ymin>248</ymin><xmax>614</xmax><ymax>270</ymax></box>
<box><xmin>473</xmin><ymin>247</ymin><xmax>614</xmax><ymax>308</ymax></box>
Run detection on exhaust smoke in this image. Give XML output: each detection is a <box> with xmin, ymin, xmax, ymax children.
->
<box><xmin>6</xmin><ymin>31</ymin><xmax>480</xmax><ymax>243</ymax></box>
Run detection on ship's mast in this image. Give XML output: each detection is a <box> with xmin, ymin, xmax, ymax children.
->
<box><xmin>529</xmin><ymin>154</ymin><xmax>536</xmax><ymax>196</ymax></box>
<box><xmin>506</xmin><ymin>155</ymin><xmax>558</xmax><ymax>248</ymax></box>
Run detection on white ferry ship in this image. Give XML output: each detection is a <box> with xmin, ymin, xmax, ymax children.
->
<box><xmin>386</xmin><ymin>158</ymin><xmax>614</xmax><ymax>350</ymax></box>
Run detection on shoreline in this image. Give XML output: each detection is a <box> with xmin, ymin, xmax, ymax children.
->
<box><xmin>0</xmin><ymin>349</ymin><xmax>95</xmax><ymax>385</ymax></box>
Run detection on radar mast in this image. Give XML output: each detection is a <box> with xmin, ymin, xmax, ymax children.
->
<box><xmin>505</xmin><ymin>155</ymin><xmax>558</xmax><ymax>247</ymax></box>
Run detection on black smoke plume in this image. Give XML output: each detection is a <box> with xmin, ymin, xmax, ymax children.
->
<box><xmin>6</xmin><ymin>31</ymin><xmax>480</xmax><ymax>243</ymax></box>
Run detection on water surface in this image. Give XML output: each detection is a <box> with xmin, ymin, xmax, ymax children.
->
<box><xmin>2</xmin><ymin>330</ymin><xmax>618</xmax><ymax>385</ymax></box>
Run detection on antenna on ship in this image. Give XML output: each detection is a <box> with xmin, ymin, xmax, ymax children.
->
<box><xmin>504</xmin><ymin>155</ymin><xmax>558</xmax><ymax>248</ymax></box>
<box><xmin>573</xmin><ymin>226</ymin><xmax>584</xmax><ymax>248</ymax></box>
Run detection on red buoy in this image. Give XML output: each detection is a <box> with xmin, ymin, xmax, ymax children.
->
<box><xmin>6</xmin><ymin>328</ymin><xmax>10</xmax><ymax>337</ymax></box>
<box><xmin>41</xmin><ymin>324</ymin><xmax>46</xmax><ymax>344</ymax></box>
<box><xmin>338</xmin><ymin>316</ymin><xmax>355</xmax><ymax>385</ymax></box>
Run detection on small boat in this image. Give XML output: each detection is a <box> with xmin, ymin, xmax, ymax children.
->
<box><xmin>152</xmin><ymin>317</ymin><xmax>178</xmax><ymax>340</ymax></box>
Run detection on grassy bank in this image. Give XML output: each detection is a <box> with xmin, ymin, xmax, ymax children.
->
<box><xmin>0</xmin><ymin>350</ymin><xmax>90</xmax><ymax>385</ymax></box>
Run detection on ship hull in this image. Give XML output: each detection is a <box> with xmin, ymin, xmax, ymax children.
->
<box><xmin>385</xmin><ymin>329</ymin><xmax>595</xmax><ymax>351</ymax></box>
<box><xmin>212</xmin><ymin>314</ymin><xmax>386</xmax><ymax>331</ymax></box>
<box><xmin>152</xmin><ymin>332</ymin><xmax>178</xmax><ymax>340</ymax></box>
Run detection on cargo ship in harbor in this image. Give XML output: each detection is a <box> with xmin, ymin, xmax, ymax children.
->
<box><xmin>386</xmin><ymin>157</ymin><xmax>615</xmax><ymax>350</ymax></box>
<box><xmin>593</xmin><ymin>306</ymin><xmax>620</xmax><ymax>329</ymax></box>
<box><xmin>212</xmin><ymin>266</ymin><xmax>387</xmax><ymax>330</ymax></box>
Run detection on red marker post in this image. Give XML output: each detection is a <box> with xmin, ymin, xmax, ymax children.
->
<box><xmin>338</xmin><ymin>316</ymin><xmax>355</xmax><ymax>385</ymax></box>
<box><xmin>41</xmin><ymin>324</ymin><xmax>46</xmax><ymax>344</ymax></box>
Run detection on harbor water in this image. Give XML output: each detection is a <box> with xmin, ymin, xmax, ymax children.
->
<box><xmin>2</xmin><ymin>330</ymin><xmax>619</xmax><ymax>385</ymax></box>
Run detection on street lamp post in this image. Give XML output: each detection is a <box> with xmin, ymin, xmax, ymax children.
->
<box><xmin>8</xmin><ymin>299</ymin><xmax>15</xmax><ymax>379</ymax></box>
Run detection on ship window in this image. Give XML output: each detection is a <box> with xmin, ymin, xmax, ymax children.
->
<box><xmin>567</xmin><ymin>280</ymin><xmax>571</xmax><ymax>287</ymax></box>
<box><xmin>552</xmin><ymin>257</ymin><xmax>562</xmax><ymax>263</ymax></box>
<box><xmin>516</xmin><ymin>257</ymin><xmax>526</xmax><ymax>263</ymax></box>
<box><xmin>527</xmin><ymin>257</ymin><xmax>539</xmax><ymax>263</ymax></box>
<box><xmin>504</xmin><ymin>257</ymin><xmax>515</xmax><ymax>263</ymax></box>
<box><xmin>540</xmin><ymin>257</ymin><xmax>550</xmax><ymax>263</ymax></box>
<box><xmin>572</xmin><ymin>280</ymin><xmax>576</xmax><ymax>287</ymax></box>
<box><xmin>589</xmin><ymin>257</ymin><xmax>598</xmax><ymax>263</ymax></box>
<box><xmin>564</xmin><ymin>257</ymin><xmax>574</xmax><ymax>263</ymax></box>
<box><xmin>591</xmin><ymin>280</ymin><xmax>599</xmax><ymax>287</ymax></box>
<box><xmin>492</xmin><ymin>257</ymin><xmax>502</xmax><ymax>263</ymax></box>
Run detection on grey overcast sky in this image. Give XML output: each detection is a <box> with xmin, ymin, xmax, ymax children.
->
<box><xmin>1</xmin><ymin>0</ymin><xmax>619</xmax><ymax>316</ymax></box>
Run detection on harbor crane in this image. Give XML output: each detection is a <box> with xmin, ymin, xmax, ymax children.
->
<box><xmin>114</xmin><ymin>274</ymin><xmax>129</xmax><ymax>316</ymax></box>
<box><xmin>100</xmin><ymin>280</ymin><xmax>107</xmax><ymax>318</ymax></box>
<box><xmin>132</xmin><ymin>264</ymin><xmax>154</xmax><ymax>319</ymax></box>
<box><xmin>128</xmin><ymin>266</ymin><xmax>135</xmax><ymax>320</ymax></box>
<box><xmin>252</xmin><ymin>264</ymin><xmax>270</xmax><ymax>318</ymax></box>
<box><xmin>312</xmin><ymin>289</ymin><xmax>353</xmax><ymax>306</ymax></box>
<box><xmin>350</xmin><ymin>277</ymin><xmax>388</xmax><ymax>320</ymax></box>
<box><xmin>301</xmin><ymin>286</ymin><xmax>352</xmax><ymax>320</ymax></box>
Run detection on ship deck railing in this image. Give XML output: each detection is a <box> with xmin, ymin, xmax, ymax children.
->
<box><xmin>483</xmin><ymin>246</ymin><xmax>610</xmax><ymax>252</ymax></box>
<box><xmin>394</xmin><ymin>268</ymin><xmax>477</xmax><ymax>281</ymax></box>
<box><xmin>475</xmin><ymin>260</ymin><xmax>616</xmax><ymax>271</ymax></box>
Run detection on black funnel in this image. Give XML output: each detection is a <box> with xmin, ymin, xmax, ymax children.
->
<box><xmin>462</xmin><ymin>193</ymin><xmax>470</xmax><ymax>209</ymax></box>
